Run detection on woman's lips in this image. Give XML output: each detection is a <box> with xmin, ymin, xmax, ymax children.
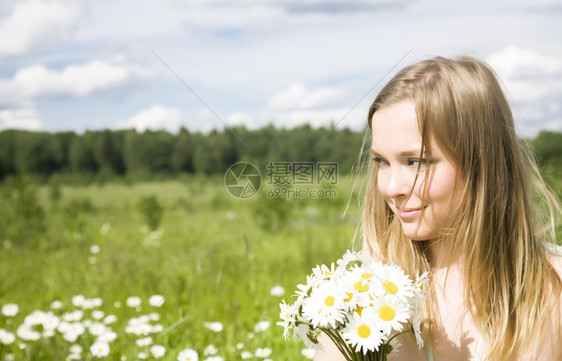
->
<box><xmin>397</xmin><ymin>207</ymin><xmax>426</xmax><ymax>221</ymax></box>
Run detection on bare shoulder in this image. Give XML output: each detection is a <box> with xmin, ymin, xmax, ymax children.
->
<box><xmin>313</xmin><ymin>334</ymin><xmax>346</xmax><ymax>361</ymax></box>
<box><xmin>546</xmin><ymin>244</ymin><xmax>562</xmax><ymax>278</ymax></box>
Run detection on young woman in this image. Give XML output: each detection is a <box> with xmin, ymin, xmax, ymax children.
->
<box><xmin>315</xmin><ymin>56</ymin><xmax>562</xmax><ymax>361</ymax></box>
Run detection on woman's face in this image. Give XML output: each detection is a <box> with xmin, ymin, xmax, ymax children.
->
<box><xmin>370</xmin><ymin>101</ymin><xmax>462</xmax><ymax>241</ymax></box>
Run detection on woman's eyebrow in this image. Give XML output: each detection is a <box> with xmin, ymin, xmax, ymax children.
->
<box><xmin>370</xmin><ymin>149</ymin><xmax>426</xmax><ymax>157</ymax></box>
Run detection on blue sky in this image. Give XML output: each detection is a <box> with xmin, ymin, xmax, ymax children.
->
<box><xmin>1</xmin><ymin>0</ymin><xmax>561</xmax><ymax>137</ymax></box>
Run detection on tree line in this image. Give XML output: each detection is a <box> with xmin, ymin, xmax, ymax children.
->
<box><xmin>0</xmin><ymin>125</ymin><xmax>367</xmax><ymax>181</ymax></box>
<box><xmin>0</xmin><ymin>126</ymin><xmax>560</xmax><ymax>182</ymax></box>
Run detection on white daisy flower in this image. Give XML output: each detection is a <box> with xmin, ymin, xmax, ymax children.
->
<box><xmin>24</xmin><ymin>310</ymin><xmax>46</xmax><ymax>325</ymax></box>
<box><xmin>151</xmin><ymin>324</ymin><xmax>164</xmax><ymax>333</ymax></box>
<box><xmin>92</xmin><ymin>310</ymin><xmax>104</xmax><ymax>320</ymax></box>
<box><xmin>67</xmin><ymin>353</ymin><xmax>81</xmax><ymax>360</ymax></box>
<box><xmin>254</xmin><ymin>347</ymin><xmax>272</xmax><ymax>358</ymax></box>
<box><xmin>150</xmin><ymin>345</ymin><xmax>166</xmax><ymax>358</ymax></box>
<box><xmin>63</xmin><ymin>331</ymin><xmax>79</xmax><ymax>342</ymax></box>
<box><xmin>149</xmin><ymin>295</ymin><xmax>165</xmax><ymax>307</ymax></box>
<box><xmin>342</xmin><ymin>309</ymin><xmax>384</xmax><ymax>354</ymax></box>
<box><xmin>149</xmin><ymin>312</ymin><xmax>160</xmax><ymax>321</ymax></box>
<box><xmin>63</xmin><ymin>310</ymin><xmax>84</xmax><ymax>322</ymax></box>
<box><xmin>100</xmin><ymin>223</ymin><xmax>111</xmax><ymax>235</ymax></box>
<box><xmin>301</xmin><ymin>347</ymin><xmax>315</xmax><ymax>359</ymax></box>
<box><xmin>254</xmin><ymin>321</ymin><xmax>270</xmax><ymax>333</ymax></box>
<box><xmin>16</xmin><ymin>324</ymin><xmax>40</xmax><ymax>341</ymax></box>
<box><xmin>126</xmin><ymin>296</ymin><xmax>141</xmax><ymax>308</ymax></box>
<box><xmin>203</xmin><ymin>322</ymin><xmax>223</xmax><ymax>332</ymax></box>
<box><xmin>240</xmin><ymin>351</ymin><xmax>252</xmax><ymax>359</ymax></box>
<box><xmin>137</xmin><ymin>352</ymin><xmax>147</xmax><ymax>359</ymax></box>
<box><xmin>293</xmin><ymin>323</ymin><xmax>322</xmax><ymax>351</ymax></box>
<box><xmin>204</xmin><ymin>344</ymin><xmax>218</xmax><ymax>356</ymax></box>
<box><xmin>133</xmin><ymin>323</ymin><xmax>152</xmax><ymax>336</ymax></box>
<box><xmin>97</xmin><ymin>331</ymin><xmax>117</xmax><ymax>343</ymax></box>
<box><xmin>103</xmin><ymin>315</ymin><xmax>117</xmax><ymax>324</ymax></box>
<box><xmin>270</xmin><ymin>285</ymin><xmax>285</xmax><ymax>297</ymax></box>
<box><xmin>69</xmin><ymin>344</ymin><xmax>83</xmax><ymax>354</ymax></box>
<box><xmin>136</xmin><ymin>336</ymin><xmax>153</xmax><ymax>347</ymax></box>
<box><xmin>50</xmin><ymin>300</ymin><xmax>63</xmax><ymax>309</ymax></box>
<box><xmin>2</xmin><ymin>304</ymin><xmax>19</xmax><ymax>317</ymax></box>
<box><xmin>412</xmin><ymin>312</ymin><xmax>424</xmax><ymax>348</ymax></box>
<box><xmin>236</xmin><ymin>342</ymin><xmax>244</xmax><ymax>350</ymax></box>
<box><xmin>72</xmin><ymin>295</ymin><xmax>85</xmax><ymax>308</ymax></box>
<box><xmin>177</xmin><ymin>348</ymin><xmax>198</xmax><ymax>361</ymax></box>
<box><xmin>90</xmin><ymin>341</ymin><xmax>110</xmax><ymax>357</ymax></box>
<box><xmin>42</xmin><ymin>312</ymin><xmax>60</xmax><ymax>330</ymax></box>
<box><xmin>0</xmin><ymin>329</ymin><xmax>16</xmax><ymax>345</ymax></box>
<box><xmin>336</xmin><ymin>250</ymin><xmax>362</xmax><ymax>270</ymax></box>
<box><xmin>89</xmin><ymin>322</ymin><xmax>107</xmax><ymax>336</ymax></box>
<box><xmin>311</xmin><ymin>263</ymin><xmax>337</xmax><ymax>283</ymax></box>
<box><xmin>371</xmin><ymin>296</ymin><xmax>411</xmax><ymax>335</ymax></box>
<box><xmin>341</xmin><ymin>268</ymin><xmax>377</xmax><ymax>308</ymax></box>
<box><xmin>277</xmin><ymin>300</ymin><xmax>297</xmax><ymax>339</ymax></box>
<box><xmin>302</xmin><ymin>280</ymin><xmax>346</xmax><ymax>328</ymax></box>
<box><xmin>90</xmin><ymin>244</ymin><xmax>101</xmax><ymax>254</ymax></box>
<box><xmin>373</xmin><ymin>264</ymin><xmax>415</xmax><ymax>301</ymax></box>
<box><xmin>415</xmin><ymin>272</ymin><xmax>430</xmax><ymax>301</ymax></box>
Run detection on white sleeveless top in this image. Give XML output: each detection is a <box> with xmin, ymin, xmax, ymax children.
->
<box><xmin>425</xmin><ymin>242</ymin><xmax>562</xmax><ymax>361</ymax></box>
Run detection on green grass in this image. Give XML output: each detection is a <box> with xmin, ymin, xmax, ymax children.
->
<box><xmin>0</xmin><ymin>176</ymin><xmax>363</xmax><ymax>360</ymax></box>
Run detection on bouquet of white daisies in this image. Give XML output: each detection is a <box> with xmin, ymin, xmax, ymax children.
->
<box><xmin>278</xmin><ymin>250</ymin><xmax>428</xmax><ymax>361</ymax></box>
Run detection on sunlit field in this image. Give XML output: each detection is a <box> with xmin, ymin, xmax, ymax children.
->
<box><xmin>0</xmin><ymin>175</ymin><xmax>363</xmax><ymax>361</ymax></box>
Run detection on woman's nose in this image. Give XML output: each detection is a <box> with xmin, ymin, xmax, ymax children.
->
<box><xmin>378</xmin><ymin>166</ymin><xmax>411</xmax><ymax>199</ymax></box>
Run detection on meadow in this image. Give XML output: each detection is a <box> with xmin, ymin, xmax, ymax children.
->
<box><xmin>0</xmin><ymin>174</ymin><xmax>363</xmax><ymax>361</ymax></box>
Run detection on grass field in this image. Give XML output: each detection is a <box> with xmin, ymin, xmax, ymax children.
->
<box><xmin>0</xmin><ymin>175</ymin><xmax>363</xmax><ymax>361</ymax></box>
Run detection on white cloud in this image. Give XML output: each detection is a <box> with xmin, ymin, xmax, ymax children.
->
<box><xmin>0</xmin><ymin>59</ymin><xmax>150</xmax><ymax>101</ymax></box>
<box><xmin>179</xmin><ymin>0</ymin><xmax>408</xmax><ymax>13</ymax></box>
<box><xmin>487</xmin><ymin>46</ymin><xmax>562</xmax><ymax>78</ymax></box>
<box><xmin>117</xmin><ymin>104</ymin><xmax>184</xmax><ymax>133</ymax></box>
<box><xmin>268</xmin><ymin>83</ymin><xmax>345</xmax><ymax>110</ymax></box>
<box><xmin>0</xmin><ymin>1</ymin><xmax>79</xmax><ymax>57</ymax></box>
<box><xmin>487</xmin><ymin>46</ymin><xmax>562</xmax><ymax>136</ymax></box>
<box><xmin>0</xmin><ymin>107</ymin><xmax>41</xmax><ymax>131</ymax></box>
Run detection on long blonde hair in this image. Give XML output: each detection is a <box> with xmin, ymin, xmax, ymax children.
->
<box><xmin>361</xmin><ymin>56</ymin><xmax>561</xmax><ymax>360</ymax></box>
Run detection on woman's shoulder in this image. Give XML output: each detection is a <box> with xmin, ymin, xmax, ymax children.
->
<box><xmin>545</xmin><ymin>242</ymin><xmax>562</xmax><ymax>277</ymax></box>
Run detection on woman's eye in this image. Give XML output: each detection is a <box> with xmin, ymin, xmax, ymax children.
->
<box><xmin>408</xmin><ymin>158</ymin><xmax>431</xmax><ymax>168</ymax></box>
<box><xmin>371</xmin><ymin>157</ymin><xmax>388</xmax><ymax>166</ymax></box>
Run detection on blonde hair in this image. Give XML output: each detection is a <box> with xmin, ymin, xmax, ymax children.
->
<box><xmin>361</xmin><ymin>56</ymin><xmax>561</xmax><ymax>360</ymax></box>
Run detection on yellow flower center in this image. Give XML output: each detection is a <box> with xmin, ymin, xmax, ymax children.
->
<box><xmin>324</xmin><ymin>271</ymin><xmax>334</xmax><ymax>276</ymax></box>
<box><xmin>355</xmin><ymin>306</ymin><xmax>363</xmax><ymax>316</ymax></box>
<box><xmin>361</xmin><ymin>273</ymin><xmax>373</xmax><ymax>279</ymax></box>
<box><xmin>379</xmin><ymin>305</ymin><xmax>396</xmax><ymax>321</ymax></box>
<box><xmin>354</xmin><ymin>281</ymin><xmax>369</xmax><ymax>292</ymax></box>
<box><xmin>357</xmin><ymin>324</ymin><xmax>371</xmax><ymax>339</ymax></box>
<box><xmin>324</xmin><ymin>296</ymin><xmax>335</xmax><ymax>307</ymax></box>
<box><xmin>383</xmin><ymin>281</ymin><xmax>398</xmax><ymax>294</ymax></box>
